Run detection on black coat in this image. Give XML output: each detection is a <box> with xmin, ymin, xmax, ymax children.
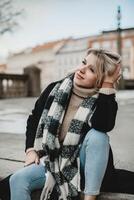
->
<box><xmin>25</xmin><ymin>80</ymin><xmax>118</xmax><ymax>150</ymax></box>
<box><xmin>24</xmin><ymin>80</ymin><xmax>134</xmax><ymax>194</ymax></box>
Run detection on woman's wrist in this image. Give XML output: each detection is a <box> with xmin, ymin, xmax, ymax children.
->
<box><xmin>101</xmin><ymin>81</ymin><xmax>114</xmax><ymax>88</ymax></box>
<box><xmin>99</xmin><ymin>87</ymin><xmax>116</xmax><ymax>95</ymax></box>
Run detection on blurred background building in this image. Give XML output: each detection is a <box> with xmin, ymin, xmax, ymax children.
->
<box><xmin>0</xmin><ymin>27</ymin><xmax>134</xmax><ymax>91</ymax></box>
<box><xmin>0</xmin><ymin>0</ymin><xmax>134</xmax><ymax>98</ymax></box>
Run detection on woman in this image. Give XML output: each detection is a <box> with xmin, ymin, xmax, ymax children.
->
<box><xmin>2</xmin><ymin>48</ymin><xmax>122</xmax><ymax>200</ymax></box>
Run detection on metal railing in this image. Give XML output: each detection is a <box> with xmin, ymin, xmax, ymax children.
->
<box><xmin>0</xmin><ymin>73</ymin><xmax>28</xmax><ymax>98</ymax></box>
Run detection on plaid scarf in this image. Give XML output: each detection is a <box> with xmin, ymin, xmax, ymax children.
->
<box><xmin>35</xmin><ymin>74</ymin><xmax>98</xmax><ymax>200</ymax></box>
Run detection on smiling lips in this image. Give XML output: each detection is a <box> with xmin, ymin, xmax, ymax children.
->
<box><xmin>76</xmin><ymin>72</ymin><xmax>84</xmax><ymax>79</ymax></box>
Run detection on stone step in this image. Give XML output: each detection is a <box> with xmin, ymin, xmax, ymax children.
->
<box><xmin>0</xmin><ymin>158</ymin><xmax>134</xmax><ymax>200</ymax></box>
<box><xmin>0</xmin><ymin>131</ymin><xmax>134</xmax><ymax>200</ymax></box>
<box><xmin>98</xmin><ymin>192</ymin><xmax>134</xmax><ymax>200</ymax></box>
<box><xmin>31</xmin><ymin>190</ymin><xmax>134</xmax><ymax>200</ymax></box>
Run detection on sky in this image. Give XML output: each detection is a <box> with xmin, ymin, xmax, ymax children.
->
<box><xmin>0</xmin><ymin>0</ymin><xmax>134</xmax><ymax>59</ymax></box>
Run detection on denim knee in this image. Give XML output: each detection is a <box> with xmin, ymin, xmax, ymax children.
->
<box><xmin>84</xmin><ymin>128</ymin><xmax>109</xmax><ymax>148</ymax></box>
<box><xmin>80</xmin><ymin>128</ymin><xmax>110</xmax><ymax>195</ymax></box>
<box><xmin>10</xmin><ymin>171</ymin><xmax>29</xmax><ymax>190</ymax></box>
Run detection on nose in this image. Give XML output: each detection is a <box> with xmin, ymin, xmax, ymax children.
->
<box><xmin>78</xmin><ymin>65</ymin><xmax>86</xmax><ymax>73</ymax></box>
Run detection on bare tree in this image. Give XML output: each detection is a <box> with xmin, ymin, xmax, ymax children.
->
<box><xmin>0</xmin><ymin>0</ymin><xmax>24</xmax><ymax>35</ymax></box>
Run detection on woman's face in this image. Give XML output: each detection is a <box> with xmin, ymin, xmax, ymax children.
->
<box><xmin>74</xmin><ymin>53</ymin><xmax>97</xmax><ymax>88</ymax></box>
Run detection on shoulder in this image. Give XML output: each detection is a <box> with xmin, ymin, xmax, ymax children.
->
<box><xmin>31</xmin><ymin>79</ymin><xmax>62</xmax><ymax>113</ymax></box>
<box><xmin>40</xmin><ymin>79</ymin><xmax>62</xmax><ymax>96</ymax></box>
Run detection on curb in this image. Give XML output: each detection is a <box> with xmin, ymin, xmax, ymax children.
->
<box><xmin>98</xmin><ymin>192</ymin><xmax>134</xmax><ymax>200</ymax></box>
<box><xmin>31</xmin><ymin>190</ymin><xmax>134</xmax><ymax>200</ymax></box>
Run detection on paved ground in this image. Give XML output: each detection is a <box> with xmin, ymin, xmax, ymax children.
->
<box><xmin>0</xmin><ymin>90</ymin><xmax>134</xmax><ymax>199</ymax></box>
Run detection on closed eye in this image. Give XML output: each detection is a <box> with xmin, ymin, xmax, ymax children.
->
<box><xmin>89</xmin><ymin>67</ymin><xmax>95</xmax><ymax>73</ymax></box>
<box><xmin>82</xmin><ymin>59</ymin><xmax>87</xmax><ymax>65</ymax></box>
<box><xmin>82</xmin><ymin>59</ymin><xmax>95</xmax><ymax>73</ymax></box>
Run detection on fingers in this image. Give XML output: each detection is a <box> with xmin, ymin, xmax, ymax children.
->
<box><xmin>24</xmin><ymin>157</ymin><xmax>39</xmax><ymax>167</ymax></box>
<box><xmin>113</xmin><ymin>65</ymin><xmax>122</xmax><ymax>82</ymax></box>
<box><xmin>114</xmin><ymin>64</ymin><xmax>121</xmax><ymax>75</ymax></box>
<box><xmin>24</xmin><ymin>160</ymin><xmax>34</xmax><ymax>167</ymax></box>
<box><xmin>24</xmin><ymin>152</ymin><xmax>40</xmax><ymax>167</ymax></box>
<box><xmin>35</xmin><ymin>156</ymin><xmax>40</xmax><ymax>165</ymax></box>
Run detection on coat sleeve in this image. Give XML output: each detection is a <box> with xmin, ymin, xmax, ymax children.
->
<box><xmin>90</xmin><ymin>93</ymin><xmax>118</xmax><ymax>132</ymax></box>
<box><xmin>25</xmin><ymin>82</ymin><xmax>57</xmax><ymax>151</ymax></box>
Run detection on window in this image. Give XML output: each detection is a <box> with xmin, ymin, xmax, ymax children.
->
<box><xmin>123</xmin><ymin>39</ymin><xmax>132</xmax><ymax>48</ymax></box>
<box><xmin>122</xmin><ymin>49</ymin><xmax>130</xmax><ymax>60</ymax></box>
<box><xmin>123</xmin><ymin>66</ymin><xmax>130</xmax><ymax>79</ymax></box>
<box><xmin>102</xmin><ymin>41</ymin><xmax>111</xmax><ymax>49</ymax></box>
<box><xmin>92</xmin><ymin>42</ymin><xmax>100</xmax><ymax>48</ymax></box>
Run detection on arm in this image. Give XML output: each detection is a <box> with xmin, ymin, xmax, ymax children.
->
<box><xmin>90</xmin><ymin>64</ymin><xmax>120</xmax><ymax>132</ymax></box>
<box><xmin>25</xmin><ymin>82</ymin><xmax>57</xmax><ymax>152</ymax></box>
<box><xmin>90</xmin><ymin>92</ymin><xmax>118</xmax><ymax>132</ymax></box>
<box><xmin>24</xmin><ymin>82</ymin><xmax>58</xmax><ymax>166</ymax></box>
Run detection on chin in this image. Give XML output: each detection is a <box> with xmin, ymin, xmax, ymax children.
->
<box><xmin>74</xmin><ymin>79</ymin><xmax>86</xmax><ymax>88</ymax></box>
<box><xmin>74</xmin><ymin>77</ymin><xmax>82</xmax><ymax>86</ymax></box>
<box><xmin>74</xmin><ymin>78</ymin><xmax>94</xmax><ymax>89</ymax></box>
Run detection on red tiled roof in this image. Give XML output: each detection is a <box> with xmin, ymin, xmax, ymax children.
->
<box><xmin>32</xmin><ymin>39</ymin><xmax>69</xmax><ymax>53</ymax></box>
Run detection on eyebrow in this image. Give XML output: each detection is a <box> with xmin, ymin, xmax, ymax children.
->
<box><xmin>83</xmin><ymin>58</ymin><xmax>87</xmax><ymax>64</ymax></box>
<box><xmin>83</xmin><ymin>58</ymin><xmax>94</xmax><ymax>68</ymax></box>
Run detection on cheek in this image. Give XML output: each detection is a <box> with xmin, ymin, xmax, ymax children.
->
<box><xmin>85</xmin><ymin>74</ymin><xmax>97</xmax><ymax>86</ymax></box>
<box><xmin>76</xmin><ymin>64</ymin><xmax>83</xmax><ymax>71</ymax></box>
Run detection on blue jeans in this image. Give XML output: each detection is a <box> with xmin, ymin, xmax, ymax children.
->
<box><xmin>79</xmin><ymin>128</ymin><xmax>110</xmax><ymax>195</ymax></box>
<box><xmin>10</xmin><ymin>129</ymin><xmax>110</xmax><ymax>200</ymax></box>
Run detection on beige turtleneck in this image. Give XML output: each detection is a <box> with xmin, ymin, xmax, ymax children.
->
<box><xmin>59</xmin><ymin>82</ymin><xmax>96</xmax><ymax>142</ymax></box>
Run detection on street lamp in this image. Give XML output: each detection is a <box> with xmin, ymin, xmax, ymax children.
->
<box><xmin>117</xmin><ymin>6</ymin><xmax>125</xmax><ymax>89</ymax></box>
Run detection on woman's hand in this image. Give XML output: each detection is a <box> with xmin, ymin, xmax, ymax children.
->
<box><xmin>24</xmin><ymin>149</ymin><xmax>40</xmax><ymax>167</ymax></box>
<box><xmin>102</xmin><ymin>65</ymin><xmax>121</xmax><ymax>88</ymax></box>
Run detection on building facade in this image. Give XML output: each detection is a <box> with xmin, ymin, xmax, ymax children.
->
<box><xmin>5</xmin><ymin>39</ymin><xmax>69</xmax><ymax>89</ymax></box>
<box><xmin>55</xmin><ymin>36</ymin><xmax>95</xmax><ymax>79</ymax></box>
<box><xmin>1</xmin><ymin>27</ymin><xmax>134</xmax><ymax>90</ymax></box>
<box><xmin>89</xmin><ymin>28</ymin><xmax>134</xmax><ymax>79</ymax></box>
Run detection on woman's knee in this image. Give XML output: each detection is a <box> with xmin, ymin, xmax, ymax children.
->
<box><xmin>10</xmin><ymin>163</ymin><xmax>46</xmax><ymax>192</ymax></box>
<box><xmin>10</xmin><ymin>170</ymin><xmax>28</xmax><ymax>189</ymax></box>
<box><xmin>85</xmin><ymin>128</ymin><xmax>109</xmax><ymax>148</ymax></box>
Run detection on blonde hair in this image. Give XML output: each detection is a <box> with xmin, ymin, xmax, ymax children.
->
<box><xmin>87</xmin><ymin>48</ymin><xmax>121</xmax><ymax>87</ymax></box>
<box><xmin>67</xmin><ymin>47</ymin><xmax>121</xmax><ymax>88</ymax></box>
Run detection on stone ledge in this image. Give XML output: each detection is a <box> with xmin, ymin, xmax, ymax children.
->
<box><xmin>31</xmin><ymin>190</ymin><xmax>134</xmax><ymax>200</ymax></box>
<box><xmin>98</xmin><ymin>192</ymin><xmax>134</xmax><ymax>200</ymax></box>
